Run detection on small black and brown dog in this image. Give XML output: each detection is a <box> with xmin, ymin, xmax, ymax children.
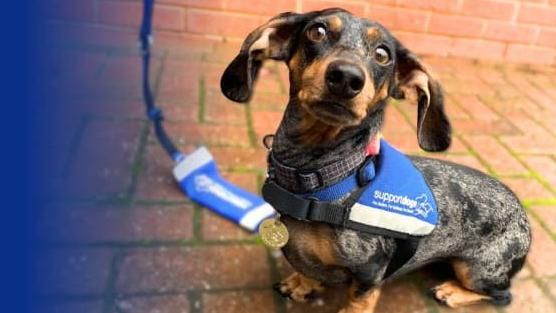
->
<box><xmin>220</xmin><ymin>8</ymin><xmax>531</xmax><ymax>313</ymax></box>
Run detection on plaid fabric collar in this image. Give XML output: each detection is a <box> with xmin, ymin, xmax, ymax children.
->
<box><xmin>268</xmin><ymin>135</ymin><xmax>381</xmax><ymax>193</ymax></box>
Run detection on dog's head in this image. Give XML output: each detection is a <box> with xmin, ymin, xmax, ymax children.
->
<box><xmin>221</xmin><ymin>8</ymin><xmax>451</xmax><ymax>152</ymax></box>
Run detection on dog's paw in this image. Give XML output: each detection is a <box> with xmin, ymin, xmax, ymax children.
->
<box><xmin>430</xmin><ymin>281</ymin><xmax>491</xmax><ymax>308</ymax></box>
<box><xmin>273</xmin><ymin>272</ymin><xmax>324</xmax><ymax>302</ymax></box>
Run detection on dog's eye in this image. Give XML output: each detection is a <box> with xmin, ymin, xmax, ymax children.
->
<box><xmin>307</xmin><ymin>24</ymin><xmax>327</xmax><ymax>42</ymax></box>
<box><xmin>374</xmin><ymin>46</ymin><xmax>391</xmax><ymax>65</ymax></box>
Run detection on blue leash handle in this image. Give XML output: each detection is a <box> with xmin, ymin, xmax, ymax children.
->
<box><xmin>138</xmin><ymin>0</ymin><xmax>275</xmax><ymax>231</ymax></box>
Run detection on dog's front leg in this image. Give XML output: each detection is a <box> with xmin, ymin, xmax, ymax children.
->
<box><xmin>339</xmin><ymin>284</ymin><xmax>382</xmax><ymax>313</ymax></box>
<box><xmin>273</xmin><ymin>272</ymin><xmax>325</xmax><ymax>302</ymax></box>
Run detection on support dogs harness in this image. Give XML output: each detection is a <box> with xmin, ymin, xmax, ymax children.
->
<box><xmin>263</xmin><ymin>139</ymin><xmax>438</xmax><ymax>278</ymax></box>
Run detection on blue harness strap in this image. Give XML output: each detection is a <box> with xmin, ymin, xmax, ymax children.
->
<box><xmin>264</xmin><ymin>139</ymin><xmax>438</xmax><ymax>238</ymax></box>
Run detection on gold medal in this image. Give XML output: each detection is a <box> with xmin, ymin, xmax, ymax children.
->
<box><xmin>259</xmin><ymin>218</ymin><xmax>289</xmax><ymax>249</ymax></box>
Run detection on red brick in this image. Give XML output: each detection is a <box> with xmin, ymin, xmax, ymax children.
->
<box><xmin>203</xmin><ymin>290</ymin><xmax>275</xmax><ymax>313</ymax></box>
<box><xmin>369</xmin><ymin>6</ymin><xmax>430</xmax><ymax>32</ymax></box>
<box><xmin>394</xmin><ymin>32</ymin><xmax>452</xmax><ymax>57</ymax></box>
<box><xmin>452</xmin><ymin>95</ymin><xmax>498</xmax><ymax>120</ymax></box>
<box><xmin>35</xmin><ymin>248</ymin><xmax>114</xmax><ymax>296</ymax></box>
<box><xmin>159</xmin><ymin>0</ymin><xmax>225</xmax><ymax>10</ymax></box>
<box><xmin>500</xmin><ymin>134</ymin><xmax>556</xmax><ymax>155</ymax></box>
<box><xmin>464</xmin><ymin>135</ymin><xmax>528</xmax><ymax>175</ymax></box>
<box><xmin>397</xmin><ymin>0</ymin><xmax>460</xmax><ymax>13</ymax></box>
<box><xmin>530</xmin><ymin>205</ymin><xmax>556</xmax><ymax>235</ymax></box>
<box><xmin>210</xmin><ymin>146</ymin><xmax>268</xmax><ymax>170</ymax></box>
<box><xmin>136</xmin><ymin>145</ymin><xmax>197</xmax><ymax>203</ymax></box>
<box><xmin>483</xmin><ymin>22</ymin><xmax>539</xmax><ymax>44</ymax></box>
<box><xmin>450</xmin><ymin>38</ymin><xmax>507</xmax><ymax>60</ymax></box>
<box><xmin>226</xmin><ymin>0</ymin><xmax>296</xmax><ymax>15</ymax></box>
<box><xmin>518</xmin><ymin>3</ymin><xmax>556</xmax><ymax>27</ymax></box>
<box><xmin>204</xmin><ymin>89</ymin><xmax>248</xmax><ymax>125</ymax></box>
<box><xmin>525</xmin><ymin>156</ymin><xmax>556</xmax><ymax>188</ymax></box>
<box><xmin>251</xmin><ymin>111</ymin><xmax>284</xmax><ymax>139</ymax></box>
<box><xmin>543</xmin><ymin>277</ymin><xmax>556</xmax><ymax>299</ymax></box>
<box><xmin>460</xmin><ymin>0</ymin><xmax>517</xmax><ymax>21</ymax></box>
<box><xmin>506</xmin><ymin>279</ymin><xmax>556</xmax><ymax>313</ymax></box>
<box><xmin>64</xmin><ymin>120</ymin><xmax>143</xmax><ymax>199</ymax></box>
<box><xmin>428</xmin><ymin>14</ymin><xmax>485</xmax><ymax>37</ymax></box>
<box><xmin>37</xmin><ymin>206</ymin><xmax>194</xmax><ymax>242</ymax></box>
<box><xmin>202</xmin><ymin>209</ymin><xmax>255</xmax><ymax>241</ymax></box>
<box><xmin>116</xmin><ymin>245</ymin><xmax>270</xmax><ymax>293</ymax></box>
<box><xmin>115</xmin><ymin>295</ymin><xmax>190</xmax><ymax>313</ymax></box>
<box><xmin>452</xmin><ymin>119</ymin><xmax>518</xmax><ymax>136</ymax></box>
<box><xmin>98</xmin><ymin>1</ymin><xmax>185</xmax><ymax>31</ymax></box>
<box><xmin>302</xmin><ymin>0</ymin><xmax>366</xmax><ymax>16</ymax></box>
<box><xmin>537</xmin><ymin>28</ymin><xmax>556</xmax><ymax>48</ymax></box>
<box><xmin>186</xmin><ymin>9</ymin><xmax>263</xmax><ymax>38</ymax></box>
<box><xmin>165</xmin><ymin>121</ymin><xmax>251</xmax><ymax>147</ymax></box>
<box><xmin>376</xmin><ymin>278</ymin><xmax>430</xmax><ymax>313</ymax></box>
<box><xmin>527</xmin><ymin>218</ymin><xmax>556</xmax><ymax>275</ymax></box>
<box><xmin>43</xmin><ymin>301</ymin><xmax>103</xmax><ymax>313</ymax></box>
<box><xmin>431</xmin><ymin>154</ymin><xmax>489</xmax><ymax>173</ymax></box>
<box><xmin>501</xmin><ymin>177</ymin><xmax>553</xmax><ymax>200</ymax></box>
<box><xmin>40</xmin><ymin>0</ymin><xmax>95</xmax><ymax>22</ymax></box>
<box><xmin>505</xmin><ymin>44</ymin><xmax>556</xmax><ymax>65</ymax></box>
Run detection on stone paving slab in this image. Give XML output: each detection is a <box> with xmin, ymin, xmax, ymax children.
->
<box><xmin>34</xmin><ymin>37</ymin><xmax>556</xmax><ymax>313</ymax></box>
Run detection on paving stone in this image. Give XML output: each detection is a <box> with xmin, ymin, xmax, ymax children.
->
<box><xmin>210</xmin><ymin>147</ymin><xmax>268</xmax><ymax>170</ymax></box>
<box><xmin>114</xmin><ymin>295</ymin><xmax>190</xmax><ymax>313</ymax></box>
<box><xmin>64</xmin><ymin>119</ymin><xmax>143</xmax><ymax>199</ymax></box>
<box><xmin>134</xmin><ymin>144</ymin><xmax>187</xmax><ymax>201</ymax></box>
<box><xmin>42</xmin><ymin>300</ymin><xmax>103</xmax><ymax>313</ymax></box>
<box><xmin>542</xmin><ymin>277</ymin><xmax>556</xmax><ymax>300</ymax></box>
<box><xmin>505</xmin><ymin>279</ymin><xmax>556</xmax><ymax>313</ymax></box>
<box><xmin>204</xmin><ymin>88</ymin><xmax>247</xmax><ymax>125</ymax></box>
<box><xmin>34</xmin><ymin>248</ymin><xmax>114</xmax><ymax>296</ymax></box>
<box><xmin>116</xmin><ymin>245</ymin><xmax>270</xmax><ymax>294</ymax></box>
<box><xmin>37</xmin><ymin>205</ymin><xmax>194</xmax><ymax>243</ymax></box>
<box><xmin>462</xmin><ymin>135</ymin><xmax>528</xmax><ymax>175</ymax></box>
<box><xmin>525</xmin><ymin>156</ymin><xmax>556</xmax><ymax>189</ymax></box>
<box><xmin>251</xmin><ymin>110</ymin><xmax>284</xmax><ymax>139</ymax></box>
<box><xmin>165</xmin><ymin>122</ymin><xmax>251</xmax><ymax>147</ymax></box>
<box><xmin>530</xmin><ymin>205</ymin><xmax>556</xmax><ymax>236</ymax></box>
<box><xmin>501</xmin><ymin>177</ymin><xmax>554</xmax><ymax>201</ymax></box>
<box><xmin>527</xmin><ymin>218</ymin><xmax>556</xmax><ymax>277</ymax></box>
<box><xmin>203</xmin><ymin>290</ymin><xmax>275</xmax><ymax>313</ymax></box>
<box><xmin>375</xmin><ymin>278</ymin><xmax>429</xmax><ymax>313</ymax></box>
<box><xmin>202</xmin><ymin>209</ymin><xmax>256</xmax><ymax>241</ymax></box>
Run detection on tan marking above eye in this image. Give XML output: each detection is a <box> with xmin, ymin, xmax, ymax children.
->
<box><xmin>367</xmin><ymin>27</ymin><xmax>381</xmax><ymax>41</ymax></box>
<box><xmin>327</xmin><ymin>15</ymin><xmax>343</xmax><ymax>32</ymax></box>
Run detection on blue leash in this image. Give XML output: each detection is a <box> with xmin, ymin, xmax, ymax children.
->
<box><xmin>138</xmin><ymin>0</ymin><xmax>275</xmax><ymax>231</ymax></box>
<box><xmin>139</xmin><ymin>0</ymin><xmax>182</xmax><ymax>162</ymax></box>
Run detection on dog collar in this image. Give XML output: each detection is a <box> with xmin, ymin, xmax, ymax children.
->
<box><xmin>267</xmin><ymin>135</ymin><xmax>381</xmax><ymax>192</ymax></box>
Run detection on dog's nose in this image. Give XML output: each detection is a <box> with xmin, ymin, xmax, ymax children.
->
<box><xmin>325</xmin><ymin>61</ymin><xmax>365</xmax><ymax>99</ymax></box>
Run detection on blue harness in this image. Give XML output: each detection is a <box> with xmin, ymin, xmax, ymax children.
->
<box><xmin>263</xmin><ymin>139</ymin><xmax>438</xmax><ymax>238</ymax></box>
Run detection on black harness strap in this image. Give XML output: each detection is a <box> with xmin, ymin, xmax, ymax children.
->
<box><xmin>263</xmin><ymin>177</ymin><xmax>420</xmax><ymax>280</ymax></box>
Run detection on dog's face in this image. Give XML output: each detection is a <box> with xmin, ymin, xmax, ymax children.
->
<box><xmin>288</xmin><ymin>11</ymin><xmax>395</xmax><ymax>127</ymax></box>
<box><xmin>221</xmin><ymin>8</ymin><xmax>451</xmax><ymax>152</ymax></box>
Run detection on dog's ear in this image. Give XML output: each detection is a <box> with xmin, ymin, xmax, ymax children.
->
<box><xmin>393</xmin><ymin>43</ymin><xmax>452</xmax><ymax>152</ymax></box>
<box><xmin>220</xmin><ymin>12</ymin><xmax>312</xmax><ymax>103</ymax></box>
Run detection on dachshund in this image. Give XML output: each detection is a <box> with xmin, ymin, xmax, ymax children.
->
<box><xmin>220</xmin><ymin>8</ymin><xmax>531</xmax><ymax>313</ymax></box>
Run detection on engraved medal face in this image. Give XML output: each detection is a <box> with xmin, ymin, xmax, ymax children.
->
<box><xmin>259</xmin><ymin>218</ymin><xmax>289</xmax><ymax>249</ymax></box>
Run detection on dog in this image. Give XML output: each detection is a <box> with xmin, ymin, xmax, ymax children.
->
<box><xmin>220</xmin><ymin>8</ymin><xmax>531</xmax><ymax>313</ymax></box>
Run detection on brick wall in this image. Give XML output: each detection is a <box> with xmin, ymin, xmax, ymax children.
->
<box><xmin>44</xmin><ymin>0</ymin><xmax>556</xmax><ymax>65</ymax></box>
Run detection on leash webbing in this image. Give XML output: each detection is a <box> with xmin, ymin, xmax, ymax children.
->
<box><xmin>139</xmin><ymin>0</ymin><xmax>182</xmax><ymax>162</ymax></box>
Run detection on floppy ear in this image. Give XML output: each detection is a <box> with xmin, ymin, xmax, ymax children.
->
<box><xmin>393</xmin><ymin>43</ymin><xmax>452</xmax><ymax>152</ymax></box>
<box><xmin>220</xmin><ymin>12</ymin><xmax>312</xmax><ymax>103</ymax></box>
